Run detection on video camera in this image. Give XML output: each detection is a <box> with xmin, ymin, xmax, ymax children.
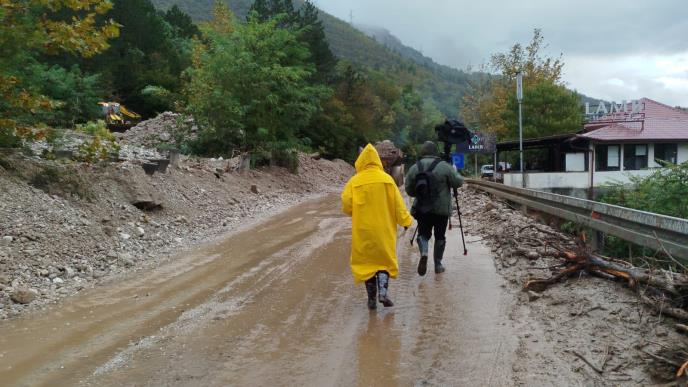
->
<box><xmin>435</xmin><ymin>119</ymin><xmax>472</xmax><ymax>146</ymax></box>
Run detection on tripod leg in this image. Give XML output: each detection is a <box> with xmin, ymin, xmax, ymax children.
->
<box><xmin>410</xmin><ymin>225</ymin><xmax>418</xmax><ymax>246</ymax></box>
<box><xmin>453</xmin><ymin>189</ymin><xmax>468</xmax><ymax>256</ymax></box>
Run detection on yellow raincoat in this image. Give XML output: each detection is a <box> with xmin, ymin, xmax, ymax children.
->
<box><xmin>341</xmin><ymin>144</ymin><xmax>413</xmax><ymax>283</ymax></box>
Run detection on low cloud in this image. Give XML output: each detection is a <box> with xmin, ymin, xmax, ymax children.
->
<box><xmin>317</xmin><ymin>0</ymin><xmax>688</xmax><ymax>106</ymax></box>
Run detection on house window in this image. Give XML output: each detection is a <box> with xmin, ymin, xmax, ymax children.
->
<box><xmin>654</xmin><ymin>143</ymin><xmax>678</xmax><ymax>165</ymax></box>
<box><xmin>595</xmin><ymin>144</ymin><xmax>620</xmax><ymax>171</ymax></box>
<box><xmin>623</xmin><ymin>144</ymin><xmax>648</xmax><ymax>170</ymax></box>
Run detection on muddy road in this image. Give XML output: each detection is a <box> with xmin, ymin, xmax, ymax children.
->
<box><xmin>1</xmin><ymin>194</ymin><xmax>523</xmax><ymax>386</ymax></box>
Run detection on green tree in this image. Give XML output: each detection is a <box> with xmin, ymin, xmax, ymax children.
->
<box><xmin>0</xmin><ymin>0</ymin><xmax>118</xmax><ymax>143</ymax></box>
<box><xmin>89</xmin><ymin>0</ymin><xmax>192</xmax><ymax>116</ymax></box>
<box><xmin>185</xmin><ymin>5</ymin><xmax>329</xmax><ymax>155</ymax></box>
<box><xmin>164</xmin><ymin>4</ymin><xmax>200</xmax><ymax>38</ymax></box>
<box><xmin>30</xmin><ymin>64</ymin><xmax>104</xmax><ymax>126</ymax></box>
<box><xmin>249</xmin><ymin>0</ymin><xmax>298</xmax><ymax>25</ymax></box>
<box><xmin>460</xmin><ymin>29</ymin><xmax>579</xmax><ymax>139</ymax></box>
<box><xmin>502</xmin><ymin>80</ymin><xmax>581</xmax><ymax>139</ymax></box>
<box><xmin>297</xmin><ymin>1</ymin><xmax>337</xmax><ymax>82</ymax></box>
<box><xmin>249</xmin><ymin>0</ymin><xmax>336</xmax><ymax>82</ymax></box>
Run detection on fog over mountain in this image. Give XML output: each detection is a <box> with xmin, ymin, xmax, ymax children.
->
<box><xmin>317</xmin><ymin>0</ymin><xmax>688</xmax><ymax>107</ymax></box>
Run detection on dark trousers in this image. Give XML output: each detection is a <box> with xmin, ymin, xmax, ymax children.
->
<box><xmin>417</xmin><ymin>213</ymin><xmax>449</xmax><ymax>241</ymax></box>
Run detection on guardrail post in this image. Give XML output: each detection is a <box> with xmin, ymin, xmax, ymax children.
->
<box><xmin>589</xmin><ymin>230</ymin><xmax>605</xmax><ymax>252</ymax></box>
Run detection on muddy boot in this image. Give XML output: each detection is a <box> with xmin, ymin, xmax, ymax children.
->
<box><xmin>377</xmin><ymin>271</ymin><xmax>394</xmax><ymax>307</ymax></box>
<box><xmin>416</xmin><ymin>235</ymin><xmax>429</xmax><ymax>276</ymax></box>
<box><xmin>434</xmin><ymin>239</ymin><xmax>446</xmax><ymax>274</ymax></box>
<box><xmin>365</xmin><ymin>277</ymin><xmax>377</xmax><ymax>310</ymax></box>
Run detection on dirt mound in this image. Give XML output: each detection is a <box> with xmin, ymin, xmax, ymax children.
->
<box><xmin>0</xmin><ymin>153</ymin><xmax>353</xmax><ymax>320</ymax></box>
<box><xmin>116</xmin><ymin>112</ymin><xmax>197</xmax><ymax>149</ymax></box>
<box><xmin>458</xmin><ymin>187</ymin><xmax>688</xmax><ymax>384</ymax></box>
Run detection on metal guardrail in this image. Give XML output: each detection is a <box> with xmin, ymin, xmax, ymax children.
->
<box><xmin>465</xmin><ymin>179</ymin><xmax>688</xmax><ymax>260</ymax></box>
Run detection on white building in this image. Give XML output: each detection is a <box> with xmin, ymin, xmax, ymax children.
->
<box><xmin>497</xmin><ymin>98</ymin><xmax>688</xmax><ymax>198</ymax></box>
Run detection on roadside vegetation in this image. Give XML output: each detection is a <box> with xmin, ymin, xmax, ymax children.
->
<box><xmin>598</xmin><ymin>162</ymin><xmax>688</xmax><ymax>260</ymax></box>
<box><xmin>0</xmin><ymin>0</ymin><xmax>446</xmax><ymax>164</ymax></box>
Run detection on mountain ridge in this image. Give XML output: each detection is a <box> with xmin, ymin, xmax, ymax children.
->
<box><xmin>149</xmin><ymin>0</ymin><xmax>472</xmax><ymax>115</ymax></box>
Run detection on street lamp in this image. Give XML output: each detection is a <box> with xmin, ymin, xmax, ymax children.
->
<box><xmin>516</xmin><ymin>71</ymin><xmax>524</xmax><ymax>188</ymax></box>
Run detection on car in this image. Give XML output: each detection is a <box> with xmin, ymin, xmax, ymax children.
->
<box><xmin>480</xmin><ymin>164</ymin><xmax>494</xmax><ymax>178</ymax></box>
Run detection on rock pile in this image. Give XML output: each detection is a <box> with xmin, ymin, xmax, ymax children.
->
<box><xmin>0</xmin><ymin>152</ymin><xmax>353</xmax><ymax>320</ymax></box>
<box><xmin>116</xmin><ymin>112</ymin><xmax>197</xmax><ymax>149</ymax></box>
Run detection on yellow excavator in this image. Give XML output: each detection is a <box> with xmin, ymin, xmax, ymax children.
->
<box><xmin>98</xmin><ymin>102</ymin><xmax>142</xmax><ymax>132</ymax></box>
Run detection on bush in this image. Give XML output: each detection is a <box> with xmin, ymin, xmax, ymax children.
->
<box><xmin>74</xmin><ymin>120</ymin><xmax>119</xmax><ymax>163</ymax></box>
<box><xmin>0</xmin><ymin>128</ymin><xmax>22</xmax><ymax>148</ymax></box>
<box><xmin>271</xmin><ymin>149</ymin><xmax>299</xmax><ymax>173</ymax></box>
<box><xmin>599</xmin><ymin>162</ymin><xmax>688</xmax><ymax>262</ymax></box>
<box><xmin>75</xmin><ymin>120</ymin><xmax>114</xmax><ymax>141</ymax></box>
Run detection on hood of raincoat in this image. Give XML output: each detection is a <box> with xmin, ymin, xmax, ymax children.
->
<box><xmin>355</xmin><ymin>144</ymin><xmax>384</xmax><ymax>173</ymax></box>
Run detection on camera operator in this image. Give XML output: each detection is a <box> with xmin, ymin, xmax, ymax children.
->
<box><xmin>405</xmin><ymin>141</ymin><xmax>463</xmax><ymax>276</ymax></box>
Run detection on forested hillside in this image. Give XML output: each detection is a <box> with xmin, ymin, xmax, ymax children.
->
<box><xmin>2</xmin><ymin>0</ymin><xmax>604</xmax><ymax>166</ymax></box>
<box><xmin>150</xmin><ymin>0</ymin><xmax>473</xmax><ymax>115</ymax></box>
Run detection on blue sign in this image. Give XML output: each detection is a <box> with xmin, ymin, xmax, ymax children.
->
<box><xmin>452</xmin><ymin>153</ymin><xmax>465</xmax><ymax>169</ymax></box>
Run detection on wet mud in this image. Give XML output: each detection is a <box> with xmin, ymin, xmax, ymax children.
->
<box><xmin>1</xmin><ymin>194</ymin><xmax>524</xmax><ymax>386</ymax></box>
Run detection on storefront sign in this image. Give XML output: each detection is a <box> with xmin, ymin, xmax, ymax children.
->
<box><xmin>455</xmin><ymin>132</ymin><xmax>496</xmax><ymax>154</ymax></box>
<box><xmin>585</xmin><ymin>100</ymin><xmax>644</xmax><ymax>116</ymax></box>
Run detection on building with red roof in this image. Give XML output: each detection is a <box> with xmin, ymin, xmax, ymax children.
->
<box><xmin>495</xmin><ymin>98</ymin><xmax>688</xmax><ymax>198</ymax></box>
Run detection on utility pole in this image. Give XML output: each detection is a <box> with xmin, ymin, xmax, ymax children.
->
<box><xmin>349</xmin><ymin>10</ymin><xmax>353</xmax><ymax>25</ymax></box>
<box><xmin>474</xmin><ymin>154</ymin><xmax>478</xmax><ymax>177</ymax></box>
<box><xmin>516</xmin><ymin>71</ymin><xmax>525</xmax><ymax>188</ymax></box>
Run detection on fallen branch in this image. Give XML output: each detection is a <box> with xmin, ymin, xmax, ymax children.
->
<box><xmin>639</xmin><ymin>349</ymin><xmax>683</xmax><ymax>368</ymax></box>
<box><xmin>678</xmin><ymin>360</ymin><xmax>688</xmax><ymax>378</ymax></box>
<box><xmin>522</xmin><ymin>250</ymin><xmax>688</xmax><ymax>322</ymax></box>
<box><xmin>640</xmin><ymin>294</ymin><xmax>688</xmax><ymax>322</ymax></box>
<box><xmin>677</xmin><ymin>324</ymin><xmax>688</xmax><ymax>335</ymax></box>
<box><xmin>587</xmin><ymin>254</ymin><xmax>687</xmax><ymax>297</ymax></box>
<box><xmin>653</xmin><ymin>231</ymin><xmax>688</xmax><ymax>273</ymax></box>
<box><xmin>524</xmin><ymin>264</ymin><xmax>584</xmax><ymax>292</ymax></box>
<box><xmin>569</xmin><ymin>349</ymin><xmax>604</xmax><ymax>374</ymax></box>
<box><xmin>599</xmin><ymin>345</ymin><xmax>611</xmax><ymax>372</ymax></box>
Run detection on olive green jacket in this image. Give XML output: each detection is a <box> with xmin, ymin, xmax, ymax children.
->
<box><xmin>404</xmin><ymin>156</ymin><xmax>463</xmax><ymax>217</ymax></box>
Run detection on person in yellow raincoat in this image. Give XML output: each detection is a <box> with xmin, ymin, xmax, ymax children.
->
<box><xmin>341</xmin><ymin>144</ymin><xmax>413</xmax><ymax>309</ymax></box>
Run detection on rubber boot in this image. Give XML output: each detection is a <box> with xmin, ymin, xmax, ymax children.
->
<box><xmin>417</xmin><ymin>235</ymin><xmax>429</xmax><ymax>276</ymax></box>
<box><xmin>365</xmin><ymin>277</ymin><xmax>377</xmax><ymax>310</ymax></box>
<box><xmin>434</xmin><ymin>239</ymin><xmax>446</xmax><ymax>274</ymax></box>
<box><xmin>377</xmin><ymin>271</ymin><xmax>394</xmax><ymax>307</ymax></box>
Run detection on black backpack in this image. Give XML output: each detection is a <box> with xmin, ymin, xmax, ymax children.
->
<box><xmin>412</xmin><ymin>159</ymin><xmax>442</xmax><ymax>217</ymax></box>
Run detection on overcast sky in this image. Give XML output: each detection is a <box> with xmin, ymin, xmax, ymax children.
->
<box><xmin>316</xmin><ymin>0</ymin><xmax>688</xmax><ymax>107</ymax></box>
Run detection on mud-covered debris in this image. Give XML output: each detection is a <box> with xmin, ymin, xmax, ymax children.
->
<box><xmin>11</xmin><ymin>288</ymin><xmax>37</xmax><ymax>304</ymax></box>
<box><xmin>527</xmin><ymin>291</ymin><xmax>542</xmax><ymax>302</ymax></box>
